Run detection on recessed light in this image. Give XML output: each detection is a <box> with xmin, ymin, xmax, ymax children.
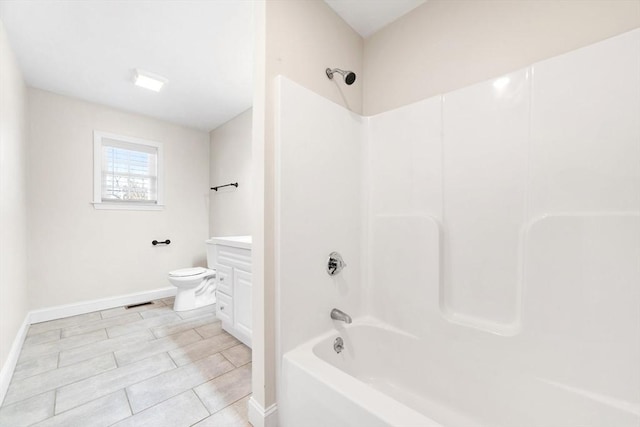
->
<box><xmin>133</xmin><ymin>69</ymin><xmax>168</xmax><ymax>92</ymax></box>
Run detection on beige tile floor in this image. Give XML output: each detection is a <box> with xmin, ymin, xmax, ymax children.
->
<box><xmin>0</xmin><ymin>297</ymin><xmax>252</xmax><ymax>427</ymax></box>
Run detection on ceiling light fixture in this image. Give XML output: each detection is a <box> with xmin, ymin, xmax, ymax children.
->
<box><xmin>133</xmin><ymin>69</ymin><xmax>168</xmax><ymax>92</ymax></box>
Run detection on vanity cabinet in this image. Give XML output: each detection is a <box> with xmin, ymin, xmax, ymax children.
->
<box><xmin>207</xmin><ymin>236</ymin><xmax>252</xmax><ymax>348</ymax></box>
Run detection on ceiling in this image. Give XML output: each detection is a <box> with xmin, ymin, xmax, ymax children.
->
<box><xmin>0</xmin><ymin>1</ymin><xmax>424</xmax><ymax>132</ymax></box>
<box><xmin>0</xmin><ymin>1</ymin><xmax>254</xmax><ymax>132</ymax></box>
<box><xmin>325</xmin><ymin>0</ymin><xmax>426</xmax><ymax>38</ymax></box>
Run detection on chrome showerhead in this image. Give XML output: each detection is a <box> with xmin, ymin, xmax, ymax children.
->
<box><xmin>326</xmin><ymin>68</ymin><xmax>356</xmax><ymax>85</ymax></box>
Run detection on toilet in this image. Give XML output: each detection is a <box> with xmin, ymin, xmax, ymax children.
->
<box><xmin>168</xmin><ymin>267</ymin><xmax>216</xmax><ymax>312</ymax></box>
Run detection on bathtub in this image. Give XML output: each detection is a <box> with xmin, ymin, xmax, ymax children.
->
<box><xmin>280</xmin><ymin>319</ymin><xmax>639</xmax><ymax>427</ymax></box>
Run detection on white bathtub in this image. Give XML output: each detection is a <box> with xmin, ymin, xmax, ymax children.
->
<box><xmin>280</xmin><ymin>319</ymin><xmax>639</xmax><ymax>427</ymax></box>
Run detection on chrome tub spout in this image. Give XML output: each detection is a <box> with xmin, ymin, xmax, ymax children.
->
<box><xmin>330</xmin><ymin>308</ymin><xmax>352</xmax><ymax>324</ymax></box>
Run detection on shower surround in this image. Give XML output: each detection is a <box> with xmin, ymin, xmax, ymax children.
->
<box><xmin>275</xmin><ymin>29</ymin><xmax>640</xmax><ymax>426</ymax></box>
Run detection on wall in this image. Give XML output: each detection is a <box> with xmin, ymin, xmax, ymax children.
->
<box><xmin>266</xmin><ymin>0</ymin><xmax>363</xmax><ymax>115</ymax></box>
<box><xmin>0</xmin><ymin>19</ymin><xmax>28</xmax><ymax>384</ymax></box>
<box><xmin>276</xmin><ymin>29</ymin><xmax>640</xmax><ymax>424</ymax></box>
<box><xmin>27</xmin><ymin>89</ymin><xmax>210</xmax><ymax>310</ymax></box>
<box><xmin>251</xmin><ymin>0</ymin><xmax>364</xmax><ymax>417</ymax></box>
<box><xmin>209</xmin><ymin>108</ymin><xmax>252</xmax><ymax>237</ymax></box>
<box><xmin>258</xmin><ymin>0</ymin><xmax>640</xmax><ymax>419</ymax></box>
<box><xmin>366</xmin><ymin>29</ymin><xmax>639</xmax><ymax>420</ymax></box>
<box><xmin>363</xmin><ymin>0</ymin><xmax>640</xmax><ymax>115</ymax></box>
<box><xmin>276</xmin><ymin>76</ymin><xmax>364</xmax><ymax>355</ymax></box>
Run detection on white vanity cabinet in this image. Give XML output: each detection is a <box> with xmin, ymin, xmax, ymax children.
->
<box><xmin>206</xmin><ymin>236</ymin><xmax>252</xmax><ymax>348</ymax></box>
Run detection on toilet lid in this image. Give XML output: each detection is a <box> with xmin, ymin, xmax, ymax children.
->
<box><xmin>169</xmin><ymin>267</ymin><xmax>208</xmax><ymax>277</ymax></box>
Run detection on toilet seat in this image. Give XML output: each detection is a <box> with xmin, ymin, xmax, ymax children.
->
<box><xmin>169</xmin><ymin>267</ymin><xmax>209</xmax><ymax>278</ymax></box>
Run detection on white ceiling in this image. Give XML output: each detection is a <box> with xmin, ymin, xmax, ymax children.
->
<box><xmin>0</xmin><ymin>1</ymin><xmax>424</xmax><ymax>132</ymax></box>
<box><xmin>0</xmin><ymin>1</ymin><xmax>254</xmax><ymax>132</ymax></box>
<box><xmin>324</xmin><ymin>0</ymin><xmax>427</xmax><ymax>38</ymax></box>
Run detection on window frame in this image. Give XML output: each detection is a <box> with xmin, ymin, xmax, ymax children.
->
<box><xmin>93</xmin><ymin>131</ymin><xmax>165</xmax><ymax>210</ymax></box>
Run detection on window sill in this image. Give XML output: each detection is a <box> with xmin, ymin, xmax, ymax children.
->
<box><xmin>92</xmin><ymin>202</ymin><xmax>165</xmax><ymax>211</ymax></box>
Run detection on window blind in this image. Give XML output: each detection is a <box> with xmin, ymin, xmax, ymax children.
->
<box><xmin>101</xmin><ymin>139</ymin><xmax>158</xmax><ymax>203</ymax></box>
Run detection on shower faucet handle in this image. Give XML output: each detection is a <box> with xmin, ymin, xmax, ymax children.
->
<box><xmin>327</xmin><ymin>252</ymin><xmax>346</xmax><ymax>276</ymax></box>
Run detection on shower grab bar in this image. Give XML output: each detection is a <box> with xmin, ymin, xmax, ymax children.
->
<box><xmin>152</xmin><ymin>239</ymin><xmax>171</xmax><ymax>246</ymax></box>
<box><xmin>210</xmin><ymin>182</ymin><xmax>238</xmax><ymax>191</ymax></box>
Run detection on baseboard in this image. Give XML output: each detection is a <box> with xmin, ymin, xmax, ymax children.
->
<box><xmin>0</xmin><ymin>315</ymin><xmax>30</xmax><ymax>406</ymax></box>
<box><xmin>29</xmin><ymin>287</ymin><xmax>177</xmax><ymax>324</ymax></box>
<box><xmin>248</xmin><ymin>397</ymin><xmax>278</xmax><ymax>427</ymax></box>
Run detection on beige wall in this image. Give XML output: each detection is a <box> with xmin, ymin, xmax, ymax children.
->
<box><xmin>27</xmin><ymin>89</ymin><xmax>210</xmax><ymax>309</ymax></box>
<box><xmin>364</xmin><ymin>0</ymin><xmax>640</xmax><ymax>115</ymax></box>
<box><xmin>209</xmin><ymin>108</ymin><xmax>252</xmax><ymax>237</ymax></box>
<box><xmin>0</xmin><ymin>20</ymin><xmax>29</xmax><ymax>379</ymax></box>
<box><xmin>251</xmin><ymin>0</ymin><xmax>364</xmax><ymax>415</ymax></box>
<box><xmin>266</xmin><ymin>0</ymin><xmax>364</xmax><ymax>115</ymax></box>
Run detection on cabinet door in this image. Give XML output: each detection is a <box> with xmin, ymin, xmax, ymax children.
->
<box><xmin>233</xmin><ymin>269</ymin><xmax>252</xmax><ymax>342</ymax></box>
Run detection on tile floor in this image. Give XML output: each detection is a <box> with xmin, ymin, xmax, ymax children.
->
<box><xmin>0</xmin><ymin>297</ymin><xmax>252</xmax><ymax>427</ymax></box>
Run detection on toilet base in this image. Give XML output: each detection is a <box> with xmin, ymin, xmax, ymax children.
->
<box><xmin>173</xmin><ymin>277</ymin><xmax>216</xmax><ymax>312</ymax></box>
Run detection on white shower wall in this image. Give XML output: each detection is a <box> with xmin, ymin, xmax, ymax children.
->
<box><xmin>276</xmin><ymin>77</ymin><xmax>365</xmax><ymax>356</ymax></box>
<box><xmin>277</xmin><ymin>27</ymin><xmax>639</xmax><ymax>415</ymax></box>
<box><xmin>367</xmin><ymin>27</ymin><xmax>639</xmax><ymax>402</ymax></box>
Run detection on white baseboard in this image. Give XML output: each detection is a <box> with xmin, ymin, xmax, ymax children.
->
<box><xmin>0</xmin><ymin>286</ymin><xmax>177</xmax><ymax>405</ymax></box>
<box><xmin>0</xmin><ymin>315</ymin><xmax>30</xmax><ymax>406</ymax></box>
<box><xmin>248</xmin><ymin>397</ymin><xmax>278</xmax><ymax>427</ymax></box>
<box><xmin>29</xmin><ymin>287</ymin><xmax>176</xmax><ymax>324</ymax></box>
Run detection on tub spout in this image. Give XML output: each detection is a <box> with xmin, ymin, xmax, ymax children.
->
<box><xmin>331</xmin><ymin>308</ymin><xmax>352</xmax><ymax>324</ymax></box>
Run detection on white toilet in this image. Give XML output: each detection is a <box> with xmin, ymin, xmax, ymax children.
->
<box><xmin>168</xmin><ymin>267</ymin><xmax>216</xmax><ymax>311</ymax></box>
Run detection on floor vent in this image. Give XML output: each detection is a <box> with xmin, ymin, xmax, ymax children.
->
<box><xmin>125</xmin><ymin>301</ymin><xmax>154</xmax><ymax>309</ymax></box>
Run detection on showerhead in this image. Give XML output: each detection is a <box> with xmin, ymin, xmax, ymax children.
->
<box><xmin>344</xmin><ymin>71</ymin><xmax>356</xmax><ymax>85</ymax></box>
<box><xmin>326</xmin><ymin>68</ymin><xmax>356</xmax><ymax>85</ymax></box>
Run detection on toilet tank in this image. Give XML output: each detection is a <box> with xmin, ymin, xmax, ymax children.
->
<box><xmin>205</xmin><ymin>236</ymin><xmax>252</xmax><ymax>268</ymax></box>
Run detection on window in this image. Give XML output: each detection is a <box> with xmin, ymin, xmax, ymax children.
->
<box><xmin>93</xmin><ymin>131</ymin><xmax>164</xmax><ymax>210</ymax></box>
